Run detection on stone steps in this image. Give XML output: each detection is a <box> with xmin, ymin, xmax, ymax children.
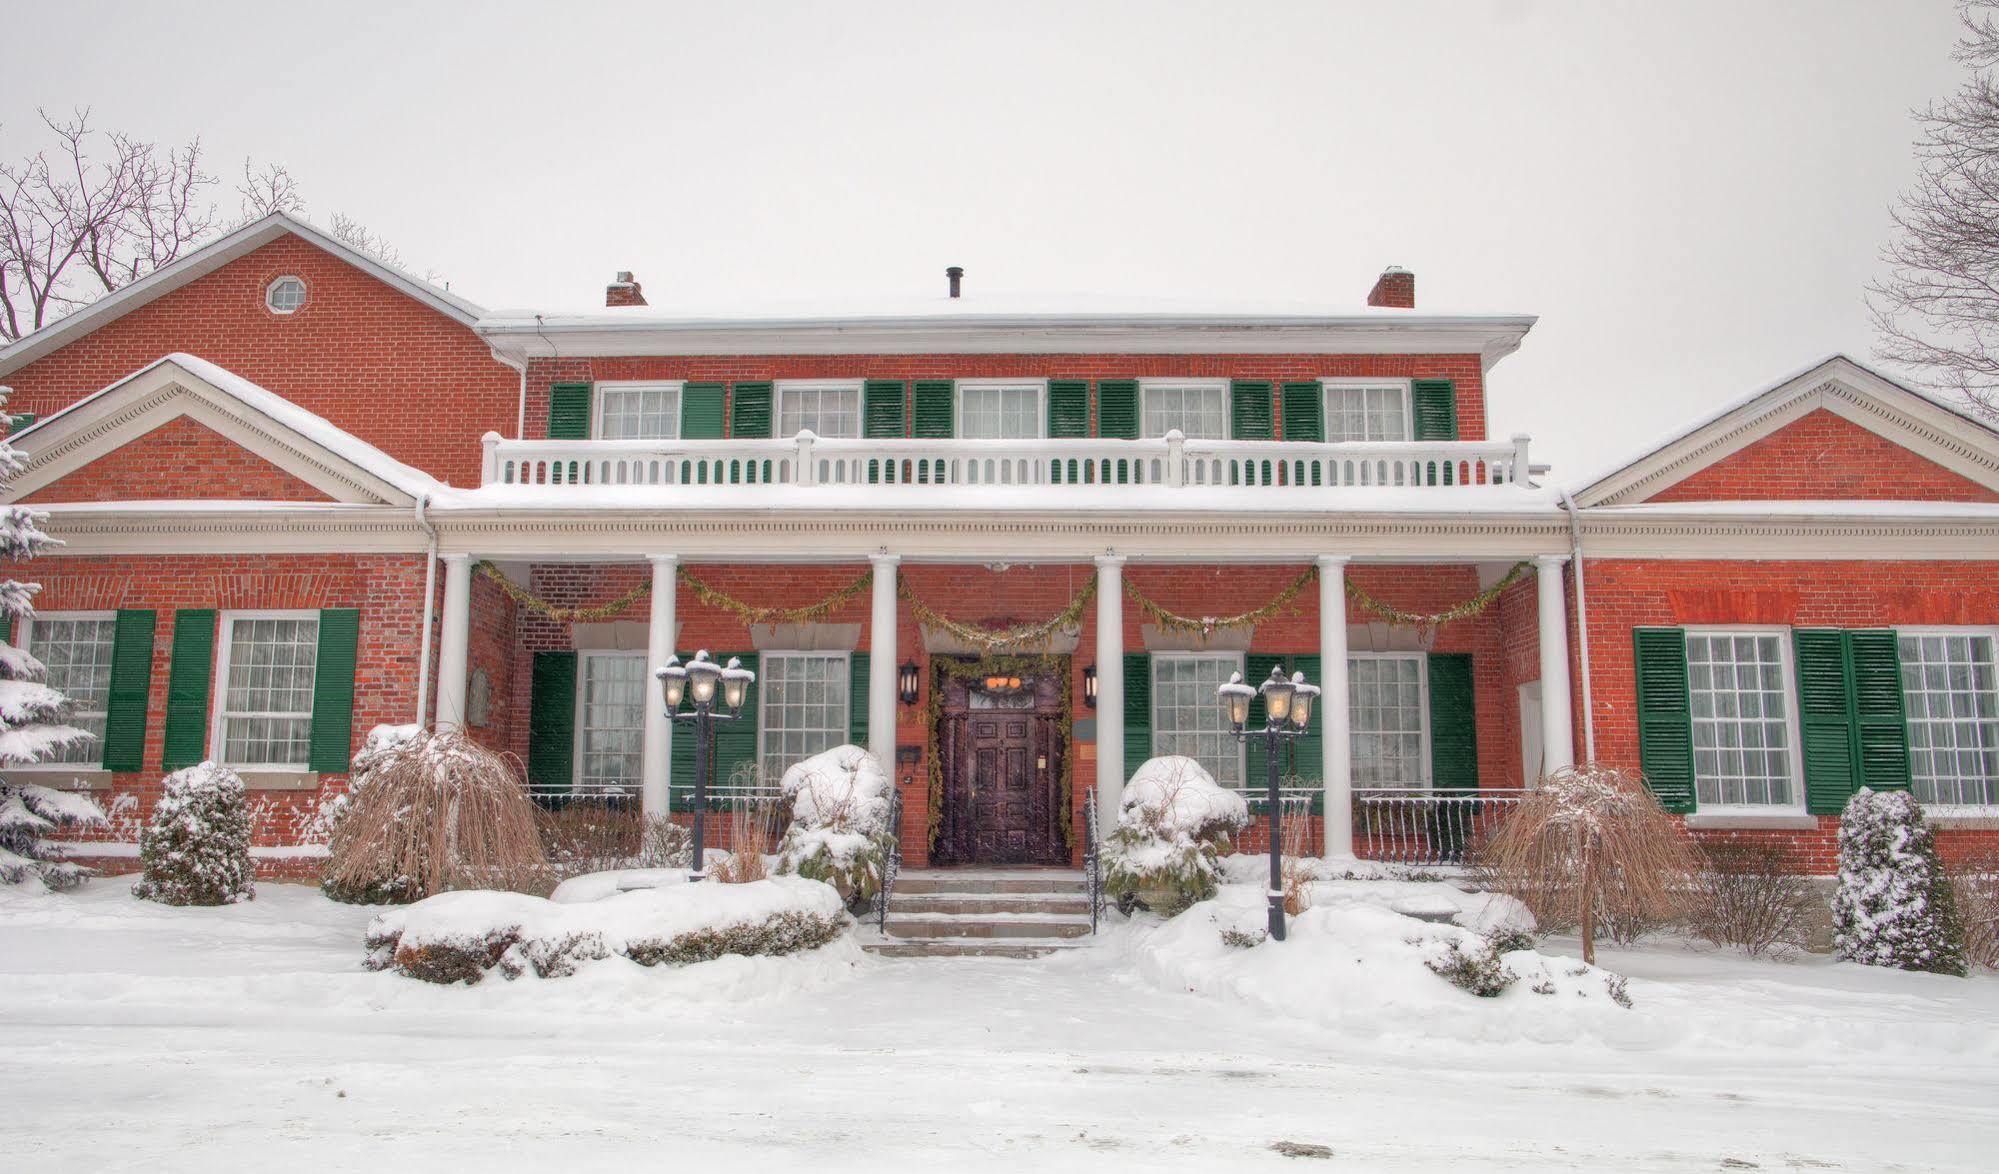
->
<box><xmin>865</xmin><ymin>868</ymin><xmax>1098</xmax><ymax>958</ymax></box>
<box><xmin>868</xmin><ymin>937</ymin><xmax>1089</xmax><ymax>959</ymax></box>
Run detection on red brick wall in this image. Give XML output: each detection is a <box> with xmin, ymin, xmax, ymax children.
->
<box><xmin>21</xmin><ymin>415</ymin><xmax>335</xmax><ymax>503</ymax></box>
<box><xmin>2</xmin><ymin>235</ymin><xmax>517</xmax><ymax>487</ymax></box>
<box><xmin>1647</xmin><ymin>409</ymin><xmax>1999</xmax><ymax>503</ymax></box>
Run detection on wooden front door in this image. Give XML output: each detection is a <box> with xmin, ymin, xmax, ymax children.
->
<box><xmin>934</xmin><ymin>663</ymin><xmax>1067</xmax><ymax>866</ymax></box>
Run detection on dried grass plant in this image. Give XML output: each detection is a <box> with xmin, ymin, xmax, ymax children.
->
<box><xmin>1279</xmin><ymin>797</ymin><xmax>1316</xmax><ymax>916</ymax></box>
<box><xmin>1951</xmin><ymin>851</ymin><xmax>1999</xmax><ymax>970</ymax></box>
<box><xmin>1475</xmin><ymin>763</ymin><xmax>1700</xmax><ymax>964</ymax></box>
<box><xmin>708</xmin><ymin>798</ymin><xmax>777</xmax><ymax>884</ymax></box>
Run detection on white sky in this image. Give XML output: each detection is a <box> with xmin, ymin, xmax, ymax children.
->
<box><xmin>0</xmin><ymin>0</ymin><xmax>1970</xmax><ymax>481</ymax></box>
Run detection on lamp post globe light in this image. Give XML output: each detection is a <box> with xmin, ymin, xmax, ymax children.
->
<box><xmin>655</xmin><ymin>650</ymin><xmax>756</xmax><ymax>880</ymax></box>
<box><xmin>1219</xmin><ymin>665</ymin><xmax>1319</xmax><ymax>941</ymax></box>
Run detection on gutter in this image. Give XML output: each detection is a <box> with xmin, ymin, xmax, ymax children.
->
<box><xmin>1556</xmin><ymin>486</ymin><xmax>1598</xmax><ymax>762</ymax></box>
<box><xmin>488</xmin><ymin>347</ymin><xmax>528</xmax><ymax>440</ymax></box>
<box><xmin>413</xmin><ymin>493</ymin><xmax>439</xmax><ymax>725</ymax></box>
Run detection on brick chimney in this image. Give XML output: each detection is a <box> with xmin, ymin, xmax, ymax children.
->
<box><xmin>1366</xmin><ymin>266</ymin><xmax>1414</xmax><ymax>309</ymax></box>
<box><xmin>605</xmin><ymin>270</ymin><xmax>647</xmax><ymax>307</ymax></box>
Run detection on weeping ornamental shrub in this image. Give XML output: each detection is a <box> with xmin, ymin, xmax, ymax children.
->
<box><xmin>1102</xmin><ymin>756</ymin><xmax>1250</xmax><ymax>916</ymax></box>
<box><xmin>1833</xmin><ymin>788</ymin><xmax>1966</xmax><ymax>976</ymax></box>
<box><xmin>132</xmin><ymin>763</ymin><xmax>255</xmax><ymax>906</ymax></box>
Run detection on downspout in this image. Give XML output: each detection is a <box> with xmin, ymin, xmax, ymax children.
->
<box><xmin>489</xmin><ymin>346</ymin><xmax>528</xmax><ymax>440</ymax></box>
<box><xmin>1556</xmin><ymin>486</ymin><xmax>1598</xmax><ymax>762</ymax></box>
<box><xmin>413</xmin><ymin>493</ymin><xmax>439</xmax><ymax>726</ymax></box>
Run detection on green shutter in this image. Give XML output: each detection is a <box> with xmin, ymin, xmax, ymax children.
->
<box><xmin>161</xmin><ymin>609</ymin><xmax>216</xmax><ymax>771</ymax></box>
<box><xmin>1123</xmin><ymin>652</ymin><xmax>1151</xmax><ymax>780</ymax></box>
<box><xmin>711</xmin><ymin>652</ymin><xmax>760</xmax><ymax>788</ymax></box>
<box><xmin>681</xmin><ymin>383</ymin><xmax>725</xmax><ymax>440</ymax></box>
<box><xmin>729</xmin><ymin>381</ymin><xmax>773</xmax><ymax>439</ymax></box>
<box><xmin>1850</xmin><ymin>629</ymin><xmax>1911</xmax><ymax>792</ymax></box>
<box><xmin>863</xmin><ymin>380</ymin><xmax>907</xmax><ymax>438</ymax></box>
<box><xmin>1280</xmin><ymin>382</ymin><xmax>1324</xmax><ymax>442</ymax></box>
<box><xmin>1426</xmin><ymin>652</ymin><xmax>1479</xmax><ymax>792</ymax></box>
<box><xmin>1243</xmin><ymin>653</ymin><xmax>1284</xmax><ymax>787</ymax></box>
<box><xmin>1798</xmin><ymin>629</ymin><xmax>1910</xmax><ymax>814</ymax></box>
<box><xmin>1048</xmin><ymin>379</ymin><xmax>1090</xmax><ymax>439</ymax></box>
<box><xmin>1633</xmin><ymin>627</ymin><xmax>1694</xmax><ymax>812</ymax></box>
<box><xmin>307</xmin><ymin>609</ymin><xmax>360</xmax><ymax>773</ymax></box>
<box><xmin>101</xmin><ymin>609</ymin><xmax>156</xmax><ymax>772</ymax></box>
<box><xmin>528</xmin><ymin>651</ymin><xmax>578</xmax><ymax>795</ymax></box>
<box><xmin>9</xmin><ymin>412</ymin><xmax>35</xmax><ymax>432</ymax></box>
<box><xmin>849</xmin><ymin>652</ymin><xmax>870</xmax><ymax>747</ymax></box>
<box><xmin>1096</xmin><ymin>380</ymin><xmax>1139</xmax><ymax>440</ymax></box>
<box><xmin>912</xmin><ymin>380</ymin><xmax>954</xmax><ymax>438</ymax></box>
<box><xmin>548</xmin><ymin>383</ymin><xmax>592</xmax><ymax>440</ymax></box>
<box><xmin>1230</xmin><ymin>380</ymin><xmax>1274</xmax><ymax>440</ymax></box>
<box><xmin>1411</xmin><ymin>379</ymin><xmax>1459</xmax><ymax>442</ymax></box>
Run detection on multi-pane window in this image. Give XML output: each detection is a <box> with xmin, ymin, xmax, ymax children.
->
<box><xmin>760</xmin><ymin>652</ymin><xmax>850</xmax><ymax>779</ymax></box>
<box><xmin>577</xmin><ymin>653</ymin><xmax>646</xmax><ymax>794</ymax></box>
<box><xmin>776</xmin><ymin>382</ymin><xmax>862</xmax><ymax>439</ymax></box>
<box><xmin>24</xmin><ymin>615</ymin><xmax>116</xmax><ymax>766</ymax></box>
<box><xmin>958</xmin><ymin>383</ymin><xmax>1042</xmax><ymax>439</ymax></box>
<box><xmin>597</xmin><ymin>383</ymin><xmax>681</xmax><ymax>440</ymax></box>
<box><xmin>1349</xmin><ymin>654</ymin><xmax>1427</xmax><ymax>787</ymax></box>
<box><xmin>1899</xmin><ymin>630</ymin><xmax>1999</xmax><ymax>807</ymax></box>
<box><xmin>218</xmin><ymin>615</ymin><xmax>319</xmax><ymax>768</ymax></box>
<box><xmin>1324</xmin><ymin>383</ymin><xmax>1410</xmax><ymax>442</ymax></box>
<box><xmin>265</xmin><ymin>276</ymin><xmax>307</xmax><ymax>314</ymax></box>
<box><xmin>1141</xmin><ymin>381</ymin><xmax>1228</xmax><ymax>439</ymax></box>
<box><xmin>1151</xmin><ymin>654</ymin><xmax>1243</xmax><ymax>787</ymax></box>
<box><xmin>1686</xmin><ymin>631</ymin><xmax>1797</xmax><ymax>808</ymax></box>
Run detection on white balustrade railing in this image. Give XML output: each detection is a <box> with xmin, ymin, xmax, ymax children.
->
<box><xmin>480</xmin><ymin>429</ymin><xmax>1534</xmax><ymax>493</ymax></box>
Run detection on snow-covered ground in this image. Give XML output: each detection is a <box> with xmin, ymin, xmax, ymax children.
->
<box><xmin>4</xmin><ymin>878</ymin><xmax>1998</xmax><ymax>1172</ymax></box>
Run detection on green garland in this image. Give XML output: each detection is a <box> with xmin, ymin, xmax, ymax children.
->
<box><xmin>1124</xmin><ymin>566</ymin><xmax>1317</xmax><ymax>636</ymax></box>
<box><xmin>474</xmin><ymin>561</ymin><xmax>873</xmax><ymax>627</ymax></box>
<box><xmin>898</xmin><ymin>573</ymin><xmax>1096</xmax><ymax>653</ymax></box>
<box><xmin>476</xmin><ymin>560</ymin><xmax>652</xmax><ymax>622</ymax></box>
<box><xmin>924</xmin><ymin>652</ymin><xmax>1075</xmax><ymax>852</ymax></box>
<box><xmin>1346</xmin><ymin>560</ymin><xmax>1532</xmax><ymax>629</ymax></box>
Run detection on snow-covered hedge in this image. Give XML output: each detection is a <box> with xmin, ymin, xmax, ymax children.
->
<box><xmin>364</xmin><ymin>874</ymin><xmax>850</xmax><ymax>984</ymax></box>
<box><xmin>0</xmin><ymin>778</ymin><xmax>105</xmax><ymax>891</ymax></box>
<box><xmin>1102</xmin><ymin>756</ymin><xmax>1250</xmax><ymax>915</ymax></box>
<box><xmin>1834</xmin><ymin>787</ymin><xmax>1966</xmax><ymax>976</ymax></box>
<box><xmin>774</xmin><ymin>745</ymin><xmax>895</xmax><ymax>911</ymax></box>
<box><xmin>132</xmin><ymin>763</ymin><xmax>254</xmax><ymax>906</ymax></box>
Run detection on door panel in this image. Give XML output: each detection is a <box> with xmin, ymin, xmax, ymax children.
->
<box><xmin>935</xmin><ymin>667</ymin><xmax>1068</xmax><ymax>866</ymax></box>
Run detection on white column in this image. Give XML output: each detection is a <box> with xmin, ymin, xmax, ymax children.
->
<box><xmin>1318</xmin><ymin>556</ymin><xmax>1355</xmax><ymax>859</ymax></box>
<box><xmin>868</xmin><ymin>553</ymin><xmax>900</xmax><ymax>773</ymax></box>
<box><xmin>1536</xmin><ymin>554</ymin><xmax>1576</xmax><ymax>778</ymax></box>
<box><xmin>1094</xmin><ymin>553</ymin><xmax>1126</xmax><ymax>830</ymax></box>
<box><xmin>642</xmin><ymin>555</ymin><xmax>678</xmax><ymax>820</ymax></box>
<box><xmin>435</xmin><ymin>554</ymin><xmax>473</xmax><ymax>731</ymax></box>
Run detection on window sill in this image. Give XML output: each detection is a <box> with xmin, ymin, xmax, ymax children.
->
<box><xmin>1684</xmin><ymin>813</ymin><xmax>1818</xmax><ymax>831</ymax></box>
<box><xmin>234</xmin><ymin>771</ymin><xmax>322</xmax><ymax>792</ymax></box>
<box><xmin>1924</xmin><ymin>809</ymin><xmax>1999</xmax><ymax>830</ymax></box>
<box><xmin>8</xmin><ymin>768</ymin><xmax>113</xmax><ymax>791</ymax></box>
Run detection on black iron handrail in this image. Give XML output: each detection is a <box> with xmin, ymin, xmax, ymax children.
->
<box><xmin>876</xmin><ymin>782</ymin><xmax>903</xmax><ymax>933</ymax></box>
<box><xmin>1083</xmin><ymin>783</ymin><xmax>1103</xmax><ymax>933</ymax></box>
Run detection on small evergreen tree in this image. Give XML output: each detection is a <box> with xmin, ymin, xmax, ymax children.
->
<box><xmin>133</xmin><ymin>763</ymin><xmax>255</xmax><ymax>906</ymax></box>
<box><xmin>1833</xmin><ymin>787</ymin><xmax>1966</xmax><ymax>976</ymax></box>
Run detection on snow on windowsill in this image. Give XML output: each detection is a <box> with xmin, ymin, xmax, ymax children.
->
<box><xmin>49</xmin><ymin>841</ymin><xmax>330</xmax><ymax>860</ymax></box>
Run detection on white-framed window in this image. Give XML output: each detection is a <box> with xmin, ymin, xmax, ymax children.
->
<box><xmin>1349</xmin><ymin>653</ymin><xmax>1429</xmax><ymax>788</ymax></box>
<box><xmin>776</xmin><ymin>380</ymin><xmax>863</xmax><ymax>439</ymax></box>
<box><xmin>1151</xmin><ymin>652</ymin><xmax>1245</xmax><ymax>788</ymax></box>
<box><xmin>576</xmin><ymin>652</ymin><xmax>646</xmax><ymax>794</ymax></box>
<box><xmin>1322</xmin><ymin>379</ymin><xmax>1411</xmax><ymax>442</ymax></box>
<box><xmin>19</xmin><ymin>612</ymin><xmax>117</xmax><ymax>767</ymax></box>
<box><xmin>1139</xmin><ymin>379</ymin><xmax>1229</xmax><ymax>439</ymax></box>
<box><xmin>265</xmin><ymin>276</ymin><xmax>307</xmax><ymax>315</ymax></box>
<box><xmin>759</xmin><ymin>652</ymin><xmax>851</xmax><ymax>780</ymax></box>
<box><xmin>213</xmin><ymin>612</ymin><xmax>319</xmax><ymax>770</ymax></box>
<box><xmin>1686</xmin><ymin>628</ymin><xmax>1802</xmax><ymax>810</ymax></box>
<box><xmin>956</xmin><ymin>380</ymin><xmax>1044</xmax><ymax>440</ymax></box>
<box><xmin>595</xmin><ymin>381</ymin><xmax>683</xmax><ymax>441</ymax></box>
<box><xmin>1897</xmin><ymin>627</ymin><xmax>1999</xmax><ymax>808</ymax></box>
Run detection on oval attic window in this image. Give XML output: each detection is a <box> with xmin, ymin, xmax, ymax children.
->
<box><xmin>266</xmin><ymin>276</ymin><xmax>307</xmax><ymax>314</ymax></box>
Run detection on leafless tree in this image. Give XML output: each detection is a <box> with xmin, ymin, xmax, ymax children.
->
<box><xmin>1871</xmin><ymin>3</ymin><xmax>1999</xmax><ymax>417</ymax></box>
<box><xmin>236</xmin><ymin>159</ymin><xmax>304</xmax><ymax>221</ymax></box>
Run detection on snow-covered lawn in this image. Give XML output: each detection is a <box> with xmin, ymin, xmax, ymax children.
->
<box><xmin>5</xmin><ymin>878</ymin><xmax>1999</xmax><ymax>1172</ymax></box>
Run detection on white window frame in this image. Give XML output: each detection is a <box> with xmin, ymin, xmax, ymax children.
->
<box><xmin>593</xmin><ymin>380</ymin><xmax>685</xmax><ymax>441</ymax></box>
<box><xmin>757</xmin><ymin>651</ymin><xmax>852</xmax><ymax>780</ymax></box>
<box><xmin>572</xmin><ymin>650</ymin><xmax>646</xmax><ymax>795</ymax></box>
<box><xmin>1347</xmin><ymin>651</ymin><xmax>1432</xmax><ymax>790</ymax></box>
<box><xmin>1137</xmin><ymin>378</ymin><xmax>1230</xmax><ymax>440</ymax></box>
<box><xmin>1320</xmin><ymin>377</ymin><xmax>1414</xmax><ymax>443</ymax></box>
<box><xmin>1150</xmin><ymin>651</ymin><xmax>1247</xmax><ymax>788</ymax></box>
<box><xmin>954</xmin><ymin>379</ymin><xmax>1047</xmax><ymax>440</ymax></box>
<box><xmin>1894</xmin><ymin>625</ymin><xmax>1999</xmax><ymax>811</ymax></box>
<box><xmin>1684</xmin><ymin>625</ymin><xmax>1806</xmax><ymax>814</ymax></box>
<box><xmin>265</xmin><ymin>275</ymin><xmax>307</xmax><ymax>315</ymax></box>
<box><xmin>16</xmin><ymin>610</ymin><xmax>117</xmax><ymax>771</ymax></box>
<box><xmin>774</xmin><ymin>379</ymin><xmax>865</xmax><ymax>440</ymax></box>
<box><xmin>210</xmin><ymin>610</ymin><xmax>320</xmax><ymax>773</ymax></box>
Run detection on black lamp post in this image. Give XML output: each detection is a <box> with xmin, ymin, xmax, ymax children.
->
<box><xmin>656</xmin><ymin>649</ymin><xmax>755</xmax><ymax>881</ymax></box>
<box><xmin>1220</xmin><ymin>664</ymin><xmax>1319</xmax><ymax>941</ymax></box>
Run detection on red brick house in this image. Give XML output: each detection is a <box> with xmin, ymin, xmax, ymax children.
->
<box><xmin>5</xmin><ymin>213</ymin><xmax>1997</xmax><ymax>880</ymax></box>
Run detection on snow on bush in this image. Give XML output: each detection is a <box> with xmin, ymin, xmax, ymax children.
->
<box><xmin>1103</xmin><ymin>756</ymin><xmax>1250</xmax><ymax>915</ymax></box>
<box><xmin>132</xmin><ymin>762</ymin><xmax>254</xmax><ymax>906</ymax></box>
<box><xmin>774</xmin><ymin>744</ymin><xmax>893</xmax><ymax>910</ymax></box>
<box><xmin>0</xmin><ymin>779</ymin><xmax>104</xmax><ymax>891</ymax></box>
<box><xmin>315</xmin><ymin>723</ymin><xmax>422</xmax><ymax>904</ymax></box>
<box><xmin>1834</xmin><ymin>787</ymin><xmax>1966</xmax><ymax>976</ymax></box>
<box><xmin>364</xmin><ymin>874</ymin><xmax>850</xmax><ymax>984</ymax></box>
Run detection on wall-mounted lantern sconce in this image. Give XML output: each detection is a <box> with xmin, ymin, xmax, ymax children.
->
<box><xmin>898</xmin><ymin>658</ymin><xmax>921</xmax><ymax>706</ymax></box>
<box><xmin>1083</xmin><ymin>663</ymin><xmax>1098</xmax><ymax>709</ymax></box>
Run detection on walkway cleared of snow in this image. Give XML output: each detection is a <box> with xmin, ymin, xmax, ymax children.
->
<box><xmin>3</xmin><ymin>880</ymin><xmax>1997</xmax><ymax>1172</ymax></box>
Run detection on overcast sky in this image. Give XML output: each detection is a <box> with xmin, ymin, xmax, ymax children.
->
<box><xmin>0</xmin><ymin>0</ymin><xmax>1971</xmax><ymax>480</ymax></box>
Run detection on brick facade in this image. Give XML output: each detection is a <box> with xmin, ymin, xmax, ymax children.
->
<box><xmin>1647</xmin><ymin>408</ymin><xmax>1999</xmax><ymax>503</ymax></box>
<box><xmin>21</xmin><ymin>415</ymin><xmax>335</xmax><ymax>503</ymax></box>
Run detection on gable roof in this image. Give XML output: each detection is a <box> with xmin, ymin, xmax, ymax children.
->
<box><xmin>4</xmin><ymin>353</ymin><xmax>443</xmax><ymax>507</ymax></box>
<box><xmin>0</xmin><ymin>213</ymin><xmax>484</xmax><ymax>379</ymax></box>
<box><xmin>1570</xmin><ymin>355</ymin><xmax>1999</xmax><ymax>507</ymax></box>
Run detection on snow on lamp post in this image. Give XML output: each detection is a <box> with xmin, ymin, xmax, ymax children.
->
<box><xmin>656</xmin><ymin>650</ymin><xmax>755</xmax><ymax>881</ymax></box>
<box><xmin>1220</xmin><ymin>665</ymin><xmax>1318</xmax><ymax>941</ymax></box>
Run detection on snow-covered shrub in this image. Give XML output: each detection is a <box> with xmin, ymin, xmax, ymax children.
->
<box><xmin>535</xmin><ymin>800</ymin><xmax>691</xmax><ymax>882</ymax></box>
<box><xmin>1103</xmin><ymin>756</ymin><xmax>1250</xmax><ymax>916</ymax></box>
<box><xmin>1833</xmin><ymin>788</ymin><xmax>1966</xmax><ymax>976</ymax></box>
<box><xmin>132</xmin><ymin>763</ymin><xmax>254</xmax><ymax>906</ymax></box>
<box><xmin>774</xmin><ymin>745</ymin><xmax>893</xmax><ymax>910</ymax></box>
<box><xmin>1424</xmin><ymin>935</ymin><xmax>1517</xmax><ymax>997</ymax></box>
<box><xmin>1690</xmin><ymin>842</ymin><xmax>1816</xmax><ymax>957</ymax></box>
<box><xmin>318</xmin><ymin>723</ymin><xmax>423</xmax><ymax>904</ymax></box>
<box><xmin>0</xmin><ymin>780</ymin><xmax>105</xmax><ymax>891</ymax></box>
